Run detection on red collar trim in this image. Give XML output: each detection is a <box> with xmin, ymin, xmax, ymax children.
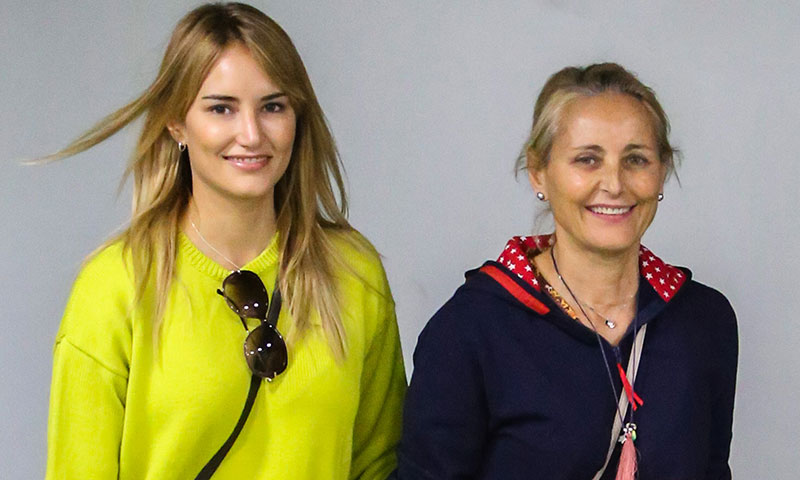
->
<box><xmin>496</xmin><ymin>235</ymin><xmax>687</xmax><ymax>302</ymax></box>
<box><xmin>479</xmin><ymin>264</ymin><xmax>550</xmax><ymax>314</ymax></box>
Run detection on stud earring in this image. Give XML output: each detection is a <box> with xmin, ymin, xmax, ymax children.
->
<box><xmin>657</xmin><ymin>193</ymin><xmax>664</xmax><ymax>202</ymax></box>
<box><xmin>178</xmin><ymin>142</ymin><xmax>187</xmax><ymax>152</ymax></box>
<box><xmin>536</xmin><ymin>192</ymin><xmax>546</xmax><ymax>201</ymax></box>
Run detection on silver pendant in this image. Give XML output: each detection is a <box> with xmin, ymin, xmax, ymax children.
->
<box><xmin>605</xmin><ymin>319</ymin><xmax>616</xmax><ymax>329</ymax></box>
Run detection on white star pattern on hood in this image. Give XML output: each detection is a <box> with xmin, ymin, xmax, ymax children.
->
<box><xmin>495</xmin><ymin>235</ymin><xmax>688</xmax><ymax>302</ymax></box>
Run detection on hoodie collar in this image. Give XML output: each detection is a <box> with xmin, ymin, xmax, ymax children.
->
<box><xmin>496</xmin><ymin>234</ymin><xmax>688</xmax><ymax>302</ymax></box>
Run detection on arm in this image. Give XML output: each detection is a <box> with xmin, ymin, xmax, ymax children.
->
<box><xmin>45</xmin><ymin>246</ymin><xmax>132</xmax><ymax>479</ymax></box>
<box><xmin>395</xmin><ymin>297</ymin><xmax>489</xmax><ymax>480</ymax></box>
<box><xmin>705</xmin><ymin>295</ymin><xmax>738</xmax><ymax>480</ymax></box>
<box><xmin>46</xmin><ymin>339</ymin><xmax>127</xmax><ymax>479</ymax></box>
<box><xmin>349</xmin><ymin>303</ymin><xmax>407</xmax><ymax>480</ymax></box>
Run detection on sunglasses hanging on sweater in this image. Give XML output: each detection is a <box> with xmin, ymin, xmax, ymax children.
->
<box><xmin>217</xmin><ymin>270</ymin><xmax>287</xmax><ymax>380</ymax></box>
<box><xmin>196</xmin><ymin>271</ymin><xmax>285</xmax><ymax>479</ymax></box>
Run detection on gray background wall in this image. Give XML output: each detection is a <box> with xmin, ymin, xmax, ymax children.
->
<box><xmin>2</xmin><ymin>1</ymin><xmax>799</xmax><ymax>478</ymax></box>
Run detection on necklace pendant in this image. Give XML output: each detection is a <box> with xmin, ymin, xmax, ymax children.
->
<box><xmin>618</xmin><ymin>422</ymin><xmax>638</xmax><ymax>443</ymax></box>
<box><xmin>605</xmin><ymin>319</ymin><xmax>616</xmax><ymax>329</ymax></box>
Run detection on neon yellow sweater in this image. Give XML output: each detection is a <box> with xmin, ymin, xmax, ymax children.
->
<box><xmin>46</xmin><ymin>232</ymin><xmax>406</xmax><ymax>479</ymax></box>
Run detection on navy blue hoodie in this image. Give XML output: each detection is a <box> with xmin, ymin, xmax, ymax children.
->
<box><xmin>395</xmin><ymin>236</ymin><xmax>737</xmax><ymax>479</ymax></box>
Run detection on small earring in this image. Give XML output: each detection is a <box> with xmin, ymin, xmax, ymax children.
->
<box><xmin>177</xmin><ymin>142</ymin><xmax>187</xmax><ymax>152</ymax></box>
<box><xmin>657</xmin><ymin>193</ymin><xmax>664</xmax><ymax>202</ymax></box>
<box><xmin>536</xmin><ymin>192</ymin><xmax>546</xmax><ymax>201</ymax></box>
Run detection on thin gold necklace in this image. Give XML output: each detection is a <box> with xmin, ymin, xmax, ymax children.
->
<box><xmin>549</xmin><ymin>249</ymin><xmax>637</xmax><ymax>329</ymax></box>
<box><xmin>189</xmin><ymin>219</ymin><xmax>242</xmax><ymax>271</ymax></box>
<box><xmin>577</xmin><ymin>294</ymin><xmax>636</xmax><ymax>329</ymax></box>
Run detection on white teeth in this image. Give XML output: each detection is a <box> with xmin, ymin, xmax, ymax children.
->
<box><xmin>227</xmin><ymin>156</ymin><xmax>267</xmax><ymax>163</ymax></box>
<box><xmin>590</xmin><ymin>206</ymin><xmax>631</xmax><ymax>215</ymax></box>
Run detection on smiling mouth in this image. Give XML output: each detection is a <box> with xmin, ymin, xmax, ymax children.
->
<box><xmin>224</xmin><ymin>155</ymin><xmax>270</xmax><ymax>164</ymax></box>
<box><xmin>588</xmin><ymin>205</ymin><xmax>633</xmax><ymax>215</ymax></box>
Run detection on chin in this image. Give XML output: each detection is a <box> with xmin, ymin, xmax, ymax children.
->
<box><xmin>582</xmin><ymin>233</ymin><xmax>641</xmax><ymax>256</ymax></box>
<box><xmin>227</xmin><ymin>180</ymin><xmax>277</xmax><ymax>199</ymax></box>
<box><xmin>218</xmin><ymin>186</ymin><xmax>274</xmax><ymax>203</ymax></box>
<box><xmin>239</xmin><ymin>190</ymin><xmax>275</xmax><ymax>202</ymax></box>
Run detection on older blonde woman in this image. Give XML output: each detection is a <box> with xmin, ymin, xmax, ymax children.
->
<box><xmin>45</xmin><ymin>3</ymin><xmax>405</xmax><ymax>479</ymax></box>
<box><xmin>396</xmin><ymin>63</ymin><xmax>737</xmax><ymax>479</ymax></box>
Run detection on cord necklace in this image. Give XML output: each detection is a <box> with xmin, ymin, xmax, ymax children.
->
<box><xmin>549</xmin><ymin>246</ymin><xmax>641</xmax><ymax>431</ymax></box>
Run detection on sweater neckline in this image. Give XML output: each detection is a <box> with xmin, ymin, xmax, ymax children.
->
<box><xmin>178</xmin><ymin>231</ymin><xmax>280</xmax><ymax>281</ymax></box>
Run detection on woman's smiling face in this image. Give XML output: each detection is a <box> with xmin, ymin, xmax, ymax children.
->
<box><xmin>170</xmin><ymin>43</ymin><xmax>297</xmax><ymax>207</ymax></box>
<box><xmin>529</xmin><ymin>92</ymin><xmax>667</xmax><ymax>257</ymax></box>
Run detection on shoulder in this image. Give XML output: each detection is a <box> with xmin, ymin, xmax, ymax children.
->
<box><xmin>678</xmin><ymin>279</ymin><xmax>737</xmax><ymax>325</ymax></box>
<box><xmin>77</xmin><ymin>240</ymin><xmax>134</xmax><ymax>285</ymax></box>
<box><xmin>418</xmin><ymin>270</ymin><xmax>517</xmax><ymax>349</ymax></box>
<box><xmin>58</xmin><ymin>240</ymin><xmax>136</xmax><ymax>347</ymax></box>
<box><xmin>327</xmin><ymin>228</ymin><xmax>391</xmax><ymax>299</ymax></box>
<box><xmin>67</xmin><ymin>240</ymin><xmax>136</xmax><ymax>307</ymax></box>
<box><xmin>671</xmin><ymin>278</ymin><xmax>738</xmax><ymax>359</ymax></box>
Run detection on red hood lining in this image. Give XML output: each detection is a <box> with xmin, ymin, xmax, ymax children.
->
<box><xmin>496</xmin><ymin>235</ymin><xmax>686</xmax><ymax>302</ymax></box>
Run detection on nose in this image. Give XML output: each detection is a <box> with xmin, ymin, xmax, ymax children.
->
<box><xmin>599</xmin><ymin>161</ymin><xmax>623</xmax><ymax>196</ymax></box>
<box><xmin>237</xmin><ymin>109</ymin><xmax>263</xmax><ymax>147</ymax></box>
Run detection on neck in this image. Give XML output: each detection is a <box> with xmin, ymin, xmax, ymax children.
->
<box><xmin>542</xmin><ymin>234</ymin><xmax>640</xmax><ymax>311</ymax></box>
<box><xmin>182</xmin><ymin>190</ymin><xmax>277</xmax><ymax>271</ymax></box>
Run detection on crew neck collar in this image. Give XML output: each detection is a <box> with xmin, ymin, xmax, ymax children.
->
<box><xmin>178</xmin><ymin>231</ymin><xmax>280</xmax><ymax>281</ymax></box>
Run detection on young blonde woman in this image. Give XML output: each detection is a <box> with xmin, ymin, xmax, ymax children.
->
<box><xmin>395</xmin><ymin>64</ymin><xmax>737</xmax><ymax>479</ymax></box>
<box><xmin>45</xmin><ymin>3</ymin><xmax>405</xmax><ymax>479</ymax></box>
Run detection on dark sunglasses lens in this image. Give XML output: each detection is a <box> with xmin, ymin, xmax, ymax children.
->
<box><xmin>222</xmin><ymin>270</ymin><xmax>268</xmax><ymax>318</ymax></box>
<box><xmin>244</xmin><ymin>323</ymin><xmax>288</xmax><ymax>379</ymax></box>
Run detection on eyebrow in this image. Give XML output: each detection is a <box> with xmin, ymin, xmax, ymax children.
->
<box><xmin>622</xmin><ymin>143</ymin><xmax>655</xmax><ymax>152</ymax></box>
<box><xmin>573</xmin><ymin>144</ymin><xmax>605</xmax><ymax>152</ymax></box>
<box><xmin>572</xmin><ymin>144</ymin><xmax>655</xmax><ymax>152</ymax></box>
<box><xmin>200</xmin><ymin>92</ymin><xmax>287</xmax><ymax>102</ymax></box>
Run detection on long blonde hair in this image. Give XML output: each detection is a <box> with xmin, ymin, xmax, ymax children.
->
<box><xmin>43</xmin><ymin>2</ymin><xmax>356</xmax><ymax>358</ymax></box>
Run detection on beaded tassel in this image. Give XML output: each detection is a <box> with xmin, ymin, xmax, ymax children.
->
<box><xmin>615</xmin><ymin>425</ymin><xmax>638</xmax><ymax>480</ymax></box>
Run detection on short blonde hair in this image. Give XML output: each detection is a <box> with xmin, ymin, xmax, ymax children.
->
<box><xmin>519</xmin><ymin>63</ymin><xmax>678</xmax><ymax>176</ymax></box>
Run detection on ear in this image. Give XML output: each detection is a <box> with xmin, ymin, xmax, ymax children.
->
<box><xmin>526</xmin><ymin>149</ymin><xmax>547</xmax><ymax>196</ymax></box>
<box><xmin>166</xmin><ymin>120</ymin><xmax>186</xmax><ymax>144</ymax></box>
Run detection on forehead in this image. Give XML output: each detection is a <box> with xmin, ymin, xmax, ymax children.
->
<box><xmin>196</xmin><ymin>44</ymin><xmax>279</xmax><ymax>96</ymax></box>
<box><xmin>556</xmin><ymin>92</ymin><xmax>656</xmax><ymax>147</ymax></box>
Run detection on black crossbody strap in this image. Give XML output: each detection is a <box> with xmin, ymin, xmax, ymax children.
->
<box><xmin>195</xmin><ymin>277</ymin><xmax>280</xmax><ymax>479</ymax></box>
<box><xmin>195</xmin><ymin>374</ymin><xmax>261</xmax><ymax>480</ymax></box>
